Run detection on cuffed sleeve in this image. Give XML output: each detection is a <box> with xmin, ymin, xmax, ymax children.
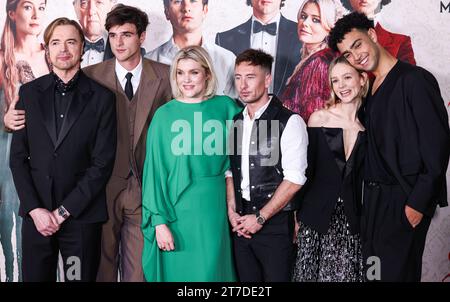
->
<box><xmin>280</xmin><ymin>114</ymin><xmax>308</xmax><ymax>185</ymax></box>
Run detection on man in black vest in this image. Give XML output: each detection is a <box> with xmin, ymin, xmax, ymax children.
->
<box><xmin>227</xmin><ymin>49</ymin><xmax>308</xmax><ymax>282</ymax></box>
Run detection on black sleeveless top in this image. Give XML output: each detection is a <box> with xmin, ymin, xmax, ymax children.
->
<box><xmin>297</xmin><ymin>127</ymin><xmax>366</xmax><ymax>235</ymax></box>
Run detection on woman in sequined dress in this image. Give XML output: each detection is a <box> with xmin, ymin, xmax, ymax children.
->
<box><xmin>280</xmin><ymin>0</ymin><xmax>348</xmax><ymax>122</ymax></box>
<box><xmin>293</xmin><ymin>56</ymin><xmax>368</xmax><ymax>282</ymax></box>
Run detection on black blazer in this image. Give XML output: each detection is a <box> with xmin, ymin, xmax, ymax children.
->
<box><xmin>9</xmin><ymin>71</ymin><xmax>117</xmax><ymax>223</ymax></box>
<box><xmin>362</xmin><ymin>61</ymin><xmax>450</xmax><ymax>216</ymax></box>
<box><xmin>215</xmin><ymin>15</ymin><xmax>301</xmax><ymax>96</ymax></box>
<box><xmin>297</xmin><ymin>128</ymin><xmax>366</xmax><ymax>235</ymax></box>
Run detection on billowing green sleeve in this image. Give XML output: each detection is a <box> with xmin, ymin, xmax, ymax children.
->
<box><xmin>141</xmin><ymin>105</ymin><xmax>193</xmax><ymax>281</ymax></box>
<box><xmin>142</xmin><ymin>110</ymin><xmax>176</xmax><ymax>232</ymax></box>
<box><xmin>141</xmin><ymin>108</ymin><xmax>175</xmax><ymax>282</ymax></box>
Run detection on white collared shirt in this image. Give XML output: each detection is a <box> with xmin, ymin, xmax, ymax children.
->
<box><xmin>115</xmin><ymin>56</ymin><xmax>143</xmax><ymax>95</ymax></box>
<box><xmin>81</xmin><ymin>34</ymin><xmax>107</xmax><ymax>68</ymax></box>
<box><xmin>250</xmin><ymin>13</ymin><xmax>281</xmax><ymax>93</ymax></box>
<box><xmin>145</xmin><ymin>37</ymin><xmax>236</xmax><ymax>98</ymax></box>
<box><xmin>232</xmin><ymin>97</ymin><xmax>308</xmax><ymax>201</ymax></box>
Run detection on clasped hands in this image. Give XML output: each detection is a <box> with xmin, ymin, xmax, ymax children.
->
<box><xmin>29</xmin><ymin>208</ymin><xmax>68</xmax><ymax>237</ymax></box>
<box><xmin>228</xmin><ymin>211</ymin><xmax>262</xmax><ymax>239</ymax></box>
<box><xmin>154</xmin><ymin>211</ymin><xmax>265</xmax><ymax>252</ymax></box>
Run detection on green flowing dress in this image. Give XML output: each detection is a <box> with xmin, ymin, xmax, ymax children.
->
<box><xmin>141</xmin><ymin>95</ymin><xmax>241</xmax><ymax>282</ymax></box>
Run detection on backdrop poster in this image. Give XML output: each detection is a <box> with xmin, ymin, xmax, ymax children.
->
<box><xmin>0</xmin><ymin>0</ymin><xmax>448</xmax><ymax>282</ymax></box>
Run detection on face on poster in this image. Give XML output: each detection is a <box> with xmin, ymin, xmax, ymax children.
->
<box><xmin>0</xmin><ymin>0</ymin><xmax>49</xmax><ymax>107</ymax></box>
<box><xmin>163</xmin><ymin>0</ymin><xmax>208</xmax><ymax>34</ymax></box>
<box><xmin>73</xmin><ymin>0</ymin><xmax>115</xmax><ymax>41</ymax></box>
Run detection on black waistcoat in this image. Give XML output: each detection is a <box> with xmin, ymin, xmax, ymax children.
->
<box><xmin>229</xmin><ymin>96</ymin><xmax>300</xmax><ymax>214</ymax></box>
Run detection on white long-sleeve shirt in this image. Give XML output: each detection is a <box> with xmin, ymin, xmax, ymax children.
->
<box><xmin>226</xmin><ymin>97</ymin><xmax>308</xmax><ymax>201</ymax></box>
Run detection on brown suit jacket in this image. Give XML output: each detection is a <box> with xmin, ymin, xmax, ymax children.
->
<box><xmin>83</xmin><ymin>58</ymin><xmax>172</xmax><ymax>205</ymax></box>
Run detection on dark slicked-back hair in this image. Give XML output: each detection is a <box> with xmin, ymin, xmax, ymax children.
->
<box><xmin>246</xmin><ymin>0</ymin><xmax>286</xmax><ymax>8</ymax></box>
<box><xmin>105</xmin><ymin>4</ymin><xmax>149</xmax><ymax>35</ymax></box>
<box><xmin>235</xmin><ymin>49</ymin><xmax>274</xmax><ymax>73</ymax></box>
<box><xmin>328</xmin><ymin>12</ymin><xmax>374</xmax><ymax>52</ymax></box>
<box><xmin>163</xmin><ymin>0</ymin><xmax>208</xmax><ymax>7</ymax></box>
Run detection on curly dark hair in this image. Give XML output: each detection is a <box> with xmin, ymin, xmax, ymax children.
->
<box><xmin>328</xmin><ymin>12</ymin><xmax>374</xmax><ymax>52</ymax></box>
<box><xmin>246</xmin><ymin>0</ymin><xmax>286</xmax><ymax>8</ymax></box>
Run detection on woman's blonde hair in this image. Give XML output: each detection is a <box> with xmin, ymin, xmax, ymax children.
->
<box><xmin>169</xmin><ymin>45</ymin><xmax>217</xmax><ymax>100</ymax></box>
<box><xmin>1</xmin><ymin>0</ymin><xmax>47</xmax><ymax>108</ymax></box>
<box><xmin>325</xmin><ymin>55</ymin><xmax>369</xmax><ymax>109</ymax></box>
<box><xmin>287</xmin><ymin>0</ymin><xmax>348</xmax><ymax>85</ymax></box>
<box><xmin>297</xmin><ymin>0</ymin><xmax>348</xmax><ymax>34</ymax></box>
<box><xmin>298</xmin><ymin>0</ymin><xmax>348</xmax><ymax>57</ymax></box>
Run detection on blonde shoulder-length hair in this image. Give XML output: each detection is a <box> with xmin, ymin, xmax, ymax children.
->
<box><xmin>169</xmin><ymin>45</ymin><xmax>218</xmax><ymax>100</ymax></box>
<box><xmin>325</xmin><ymin>55</ymin><xmax>369</xmax><ymax>109</ymax></box>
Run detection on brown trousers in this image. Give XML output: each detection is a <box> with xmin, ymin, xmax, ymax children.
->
<box><xmin>96</xmin><ymin>176</ymin><xmax>144</xmax><ymax>282</ymax></box>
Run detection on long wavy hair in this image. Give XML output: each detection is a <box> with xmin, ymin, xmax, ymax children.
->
<box><xmin>1</xmin><ymin>0</ymin><xmax>46</xmax><ymax>108</ymax></box>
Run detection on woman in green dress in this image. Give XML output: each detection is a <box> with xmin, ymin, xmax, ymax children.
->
<box><xmin>141</xmin><ymin>46</ymin><xmax>241</xmax><ymax>282</ymax></box>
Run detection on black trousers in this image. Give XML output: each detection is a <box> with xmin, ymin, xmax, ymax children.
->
<box><xmin>361</xmin><ymin>182</ymin><xmax>432</xmax><ymax>282</ymax></box>
<box><xmin>22</xmin><ymin>217</ymin><xmax>102</xmax><ymax>282</ymax></box>
<box><xmin>233</xmin><ymin>211</ymin><xmax>295</xmax><ymax>282</ymax></box>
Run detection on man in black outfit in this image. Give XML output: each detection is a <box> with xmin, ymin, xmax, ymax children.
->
<box><xmin>9</xmin><ymin>17</ymin><xmax>116</xmax><ymax>282</ymax></box>
<box><xmin>227</xmin><ymin>49</ymin><xmax>308</xmax><ymax>281</ymax></box>
<box><xmin>328</xmin><ymin>12</ymin><xmax>450</xmax><ymax>282</ymax></box>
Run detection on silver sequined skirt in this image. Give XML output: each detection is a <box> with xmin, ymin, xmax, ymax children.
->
<box><xmin>293</xmin><ymin>198</ymin><xmax>364</xmax><ymax>282</ymax></box>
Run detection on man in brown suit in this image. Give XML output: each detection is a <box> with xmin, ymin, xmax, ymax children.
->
<box><xmin>83</xmin><ymin>5</ymin><xmax>172</xmax><ymax>281</ymax></box>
